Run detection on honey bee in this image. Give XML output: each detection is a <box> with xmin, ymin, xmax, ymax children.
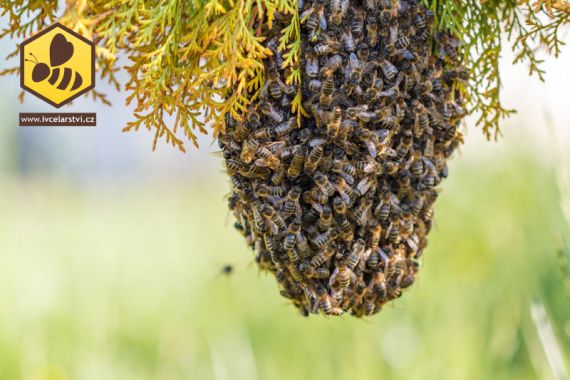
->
<box><xmin>355</xmin><ymin>159</ymin><xmax>382</xmax><ymax>174</ymax></box>
<box><xmin>364</xmin><ymin>0</ymin><xmax>376</xmax><ymax>12</ymax></box>
<box><xmin>318</xmin><ymin>205</ymin><xmax>333</xmax><ymax>231</ymax></box>
<box><xmin>305</xmin><ymin>55</ymin><xmax>320</xmax><ymax>78</ymax></box>
<box><xmin>331</xmin><ymin>160</ymin><xmax>355</xmax><ymax>185</ymax></box>
<box><xmin>271</xmin><ymin>167</ymin><xmax>286</xmax><ymax>186</ymax></box>
<box><xmin>342</xmin><ymin>30</ymin><xmax>356</xmax><ymax>52</ymax></box>
<box><xmin>353</xmin><ymin>197</ymin><xmax>373</xmax><ymax>225</ymax></box>
<box><xmin>366</xmin><ymin>16</ymin><xmax>379</xmax><ymax>47</ymax></box>
<box><xmin>330</xmin><ymin>0</ymin><xmax>348</xmax><ymax>26</ymax></box>
<box><xmin>260</xmin><ymin>102</ymin><xmax>284</xmax><ymax>123</ymax></box>
<box><xmin>308</xmin><ymin>79</ymin><xmax>322</xmax><ymax>92</ymax></box>
<box><xmin>372</xmin><ymin>272</ymin><xmax>387</xmax><ymax>299</ymax></box>
<box><xmin>310</xmin><ymin>247</ymin><xmax>334</xmax><ymax>269</ymax></box>
<box><xmin>240</xmin><ymin>138</ymin><xmax>260</xmax><ymax>164</ymax></box>
<box><xmin>345</xmin><ymin>53</ymin><xmax>363</xmax><ymax>86</ymax></box>
<box><xmin>314</xmin><ymin>36</ymin><xmax>340</xmax><ymax>55</ymax></box>
<box><xmin>330</xmin><ymin>261</ymin><xmax>352</xmax><ymax>289</ymax></box>
<box><xmin>313</xmin><ymin>171</ymin><xmax>335</xmax><ymax>197</ymax></box>
<box><xmin>304</xmin><ymin>145</ymin><xmax>323</xmax><ymax>174</ymax></box>
<box><xmin>319</xmin><ymin>74</ymin><xmax>335</xmax><ymax>106</ymax></box>
<box><xmin>337</xmin><ymin>216</ymin><xmax>354</xmax><ymax>241</ymax></box>
<box><xmin>282</xmin><ymin>186</ymin><xmax>303</xmax><ymax>218</ymax></box>
<box><xmin>261</xmin><ymin>205</ymin><xmax>286</xmax><ymax>234</ymax></box>
<box><xmin>352</xmin><ymin>9</ymin><xmax>365</xmax><ymax>36</ymax></box>
<box><xmin>256</xmin><ymin>147</ymin><xmax>282</xmax><ymax>170</ymax></box>
<box><xmin>333</xmin><ymin>176</ymin><xmax>355</xmax><ymax>205</ymax></box>
<box><xmin>320</xmin><ymin>54</ymin><xmax>343</xmax><ymax>77</ymax></box>
<box><xmin>387</xmin><ymin>221</ymin><xmax>401</xmax><ymax>243</ymax></box>
<box><xmin>316</xmin><ymin>286</ymin><xmax>343</xmax><ymax>315</ymax></box>
<box><xmin>254</xmin><ymin>184</ymin><xmax>284</xmax><ymax>201</ymax></box>
<box><xmin>287</xmin><ymin>146</ymin><xmax>306</xmax><ymax>179</ymax></box>
<box><xmin>302</xmin><ymin>4</ymin><xmax>327</xmax><ymax>42</ymax></box>
<box><xmin>379</xmin><ymin>59</ymin><xmax>398</xmax><ymax>82</ymax></box>
<box><xmin>410</xmin><ymin>154</ymin><xmax>424</xmax><ymax>179</ymax></box>
<box><xmin>312</xmin><ymin>229</ymin><xmax>337</xmax><ymax>250</ymax></box>
<box><xmin>327</xmin><ymin>106</ymin><xmax>342</xmax><ymax>139</ymax></box>
<box><xmin>332</xmin><ymin>196</ymin><xmax>348</xmax><ymax>215</ymax></box>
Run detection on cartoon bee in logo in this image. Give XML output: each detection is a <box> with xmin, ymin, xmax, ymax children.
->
<box><xmin>24</xmin><ymin>33</ymin><xmax>83</xmax><ymax>91</ymax></box>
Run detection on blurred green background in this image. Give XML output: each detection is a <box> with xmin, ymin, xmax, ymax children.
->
<box><xmin>1</xmin><ymin>24</ymin><xmax>570</xmax><ymax>380</ymax></box>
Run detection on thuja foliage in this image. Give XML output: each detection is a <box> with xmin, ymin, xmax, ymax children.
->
<box><xmin>421</xmin><ymin>0</ymin><xmax>570</xmax><ymax>138</ymax></box>
<box><xmin>0</xmin><ymin>0</ymin><xmax>568</xmax><ymax>148</ymax></box>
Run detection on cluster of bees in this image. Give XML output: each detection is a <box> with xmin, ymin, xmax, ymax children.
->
<box><xmin>220</xmin><ymin>0</ymin><xmax>466</xmax><ymax>317</ymax></box>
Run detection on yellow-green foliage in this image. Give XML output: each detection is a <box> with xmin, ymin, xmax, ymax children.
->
<box><xmin>0</xmin><ymin>0</ymin><xmax>568</xmax><ymax>148</ymax></box>
<box><xmin>1</xmin><ymin>0</ymin><xmax>301</xmax><ymax>152</ymax></box>
<box><xmin>422</xmin><ymin>0</ymin><xmax>569</xmax><ymax>139</ymax></box>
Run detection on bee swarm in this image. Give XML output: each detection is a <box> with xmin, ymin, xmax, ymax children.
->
<box><xmin>220</xmin><ymin>0</ymin><xmax>466</xmax><ymax>317</ymax></box>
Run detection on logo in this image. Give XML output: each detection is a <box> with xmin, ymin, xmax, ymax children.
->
<box><xmin>20</xmin><ymin>23</ymin><xmax>95</xmax><ymax>108</ymax></box>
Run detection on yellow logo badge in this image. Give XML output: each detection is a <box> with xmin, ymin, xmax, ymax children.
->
<box><xmin>20</xmin><ymin>23</ymin><xmax>95</xmax><ymax>108</ymax></box>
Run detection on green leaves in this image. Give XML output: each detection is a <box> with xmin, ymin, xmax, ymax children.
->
<box><xmin>422</xmin><ymin>0</ymin><xmax>569</xmax><ymax>140</ymax></box>
<box><xmin>1</xmin><ymin>0</ymin><xmax>303</xmax><ymax>152</ymax></box>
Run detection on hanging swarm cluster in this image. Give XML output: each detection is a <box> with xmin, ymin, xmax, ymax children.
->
<box><xmin>220</xmin><ymin>0</ymin><xmax>467</xmax><ymax>317</ymax></box>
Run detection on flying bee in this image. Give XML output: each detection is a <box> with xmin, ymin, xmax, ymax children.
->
<box><xmin>313</xmin><ymin>171</ymin><xmax>335</xmax><ymax>197</ymax></box>
<box><xmin>24</xmin><ymin>42</ymin><xmax>84</xmax><ymax>92</ymax></box>
<box><xmin>287</xmin><ymin>146</ymin><xmax>306</xmax><ymax>179</ymax></box>
<box><xmin>327</xmin><ymin>106</ymin><xmax>342</xmax><ymax>139</ymax></box>
<box><xmin>319</xmin><ymin>74</ymin><xmax>335</xmax><ymax>107</ymax></box>
<box><xmin>330</xmin><ymin>0</ymin><xmax>348</xmax><ymax>26</ymax></box>
<box><xmin>304</xmin><ymin>145</ymin><xmax>323</xmax><ymax>174</ymax></box>
<box><xmin>320</xmin><ymin>54</ymin><xmax>343</xmax><ymax>77</ymax></box>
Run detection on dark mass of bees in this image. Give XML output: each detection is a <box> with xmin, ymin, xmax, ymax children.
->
<box><xmin>219</xmin><ymin>0</ymin><xmax>467</xmax><ymax>317</ymax></box>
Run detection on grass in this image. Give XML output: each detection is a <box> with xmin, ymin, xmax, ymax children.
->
<box><xmin>0</xmin><ymin>146</ymin><xmax>568</xmax><ymax>379</ymax></box>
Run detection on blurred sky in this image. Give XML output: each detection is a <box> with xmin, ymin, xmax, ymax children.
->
<box><xmin>0</xmin><ymin>28</ymin><xmax>568</xmax><ymax>183</ymax></box>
